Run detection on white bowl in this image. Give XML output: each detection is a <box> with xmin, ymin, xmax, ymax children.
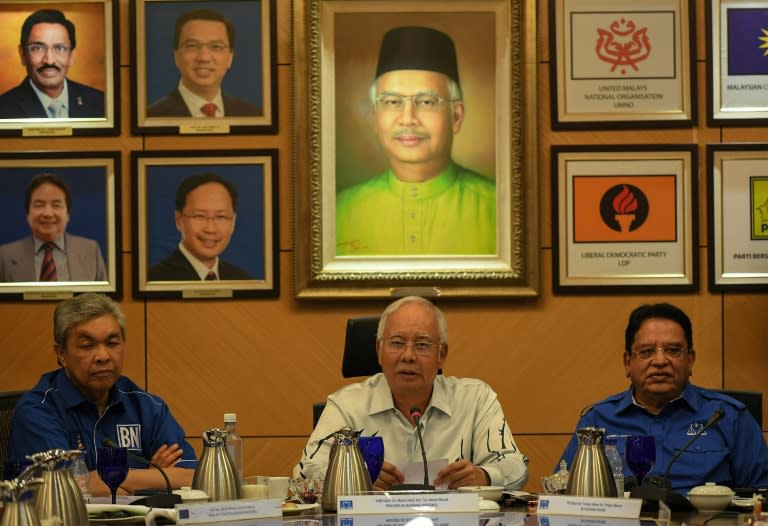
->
<box><xmin>173</xmin><ymin>486</ymin><xmax>209</xmax><ymax>503</ymax></box>
<box><xmin>687</xmin><ymin>482</ymin><xmax>734</xmax><ymax>511</ymax></box>
<box><xmin>458</xmin><ymin>486</ymin><xmax>505</xmax><ymax>502</ymax></box>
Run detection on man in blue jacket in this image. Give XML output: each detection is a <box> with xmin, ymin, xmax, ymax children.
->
<box><xmin>9</xmin><ymin>293</ymin><xmax>196</xmax><ymax>497</ymax></box>
<box><xmin>559</xmin><ymin>303</ymin><xmax>768</xmax><ymax>494</ymax></box>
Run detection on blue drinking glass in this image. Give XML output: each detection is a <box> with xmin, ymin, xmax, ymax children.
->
<box><xmin>358</xmin><ymin>436</ymin><xmax>384</xmax><ymax>484</ymax></box>
<box><xmin>625</xmin><ymin>435</ymin><xmax>656</xmax><ymax>485</ymax></box>
<box><xmin>97</xmin><ymin>446</ymin><xmax>129</xmax><ymax>504</ymax></box>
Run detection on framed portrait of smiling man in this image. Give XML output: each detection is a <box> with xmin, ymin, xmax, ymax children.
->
<box><xmin>131</xmin><ymin>0</ymin><xmax>277</xmax><ymax>135</ymax></box>
<box><xmin>0</xmin><ymin>151</ymin><xmax>121</xmax><ymax>300</ymax></box>
<box><xmin>293</xmin><ymin>0</ymin><xmax>540</xmax><ymax>299</ymax></box>
<box><xmin>0</xmin><ymin>0</ymin><xmax>119</xmax><ymax>136</ymax></box>
<box><xmin>132</xmin><ymin>150</ymin><xmax>279</xmax><ymax>299</ymax></box>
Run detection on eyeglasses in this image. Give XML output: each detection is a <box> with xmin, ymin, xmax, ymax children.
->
<box><xmin>383</xmin><ymin>339</ymin><xmax>439</xmax><ymax>355</ymax></box>
<box><xmin>630</xmin><ymin>345</ymin><xmax>690</xmax><ymax>360</ymax></box>
<box><xmin>375</xmin><ymin>93</ymin><xmax>454</xmax><ymax>113</ymax></box>
<box><xmin>180</xmin><ymin>41</ymin><xmax>230</xmax><ymax>54</ymax></box>
<box><xmin>24</xmin><ymin>44</ymin><xmax>72</xmax><ymax>57</ymax></box>
<box><xmin>181</xmin><ymin>213</ymin><xmax>234</xmax><ymax>224</ymax></box>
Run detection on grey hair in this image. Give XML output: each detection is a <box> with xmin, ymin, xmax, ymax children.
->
<box><xmin>376</xmin><ymin>296</ymin><xmax>448</xmax><ymax>345</ymax></box>
<box><xmin>54</xmin><ymin>293</ymin><xmax>126</xmax><ymax>346</ymax></box>
<box><xmin>369</xmin><ymin>77</ymin><xmax>463</xmax><ymax>107</ymax></box>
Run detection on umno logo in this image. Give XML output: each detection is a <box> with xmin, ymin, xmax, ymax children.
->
<box><xmin>595</xmin><ymin>18</ymin><xmax>651</xmax><ymax>75</ymax></box>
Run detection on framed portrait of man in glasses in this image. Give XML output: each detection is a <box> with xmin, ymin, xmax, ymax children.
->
<box><xmin>131</xmin><ymin>0</ymin><xmax>277</xmax><ymax>135</ymax></box>
<box><xmin>0</xmin><ymin>0</ymin><xmax>119</xmax><ymax>136</ymax></box>
<box><xmin>294</xmin><ymin>0</ymin><xmax>540</xmax><ymax>299</ymax></box>
<box><xmin>132</xmin><ymin>150</ymin><xmax>279</xmax><ymax>299</ymax></box>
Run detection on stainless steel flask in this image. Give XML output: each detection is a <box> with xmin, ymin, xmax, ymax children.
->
<box><xmin>321</xmin><ymin>427</ymin><xmax>372</xmax><ymax>512</ymax></box>
<box><xmin>28</xmin><ymin>449</ymin><xmax>89</xmax><ymax>525</ymax></box>
<box><xmin>565</xmin><ymin>426</ymin><xmax>617</xmax><ymax>497</ymax></box>
<box><xmin>192</xmin><ymin>428</ymin><xmax>240</xmax><ymax>501</ymax></box>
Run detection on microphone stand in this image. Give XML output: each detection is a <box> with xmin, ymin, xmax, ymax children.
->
<box><xmin>629</xmin><ymin>408</ymin><xmax>725</xmax><ymax>512</ymax></box>
<box><xmin>102</xmin><ymin>438</ymin><xmax>182</xmax><ymax>508</ymax></box>
<box><xmin>390</xmin><ymin>408</ymin><xmax>435</xmax><ymax>491</ymax></box>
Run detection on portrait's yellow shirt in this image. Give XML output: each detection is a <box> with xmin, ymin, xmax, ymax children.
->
<box><xmin>336</xmin><ymin>163</ymin><xmax>496</xmax><ymax>256</ymax></box>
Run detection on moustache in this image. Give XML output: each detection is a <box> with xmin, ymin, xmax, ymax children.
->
<box><xmin>392</xmin><ymin>128</ymin><xmax>428</xmax><ymax>139</ymax></box>
<box><xmin>36</xmin><ymin>64</ymin><xmax>61</xmax><ymax>73</ymax></box>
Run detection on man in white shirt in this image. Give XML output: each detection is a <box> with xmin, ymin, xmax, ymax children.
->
<box><xmin>294</xmin><ymin>296</ymin><xmax>528</xmax><ymax>490</ymax></box>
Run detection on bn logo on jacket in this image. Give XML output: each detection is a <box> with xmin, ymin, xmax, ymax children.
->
<box><xmin>116</xmin><ymin>425</ymin><xmax>142</xmax><ymax>449</ymax></box>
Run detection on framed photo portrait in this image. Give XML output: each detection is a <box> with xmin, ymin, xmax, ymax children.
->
<box><xmin>0</xmin><ymin>151</ymin><xmax>121</xmax><ymax>300</ymax></box>
<box><xmin>132</xmin><ymin>150</ymin><xmax>279</xmax><ymax>299</ymax></box>
<box><xmin>707</xmin><ymin>0</ymin><xmax>768</xmax><ymax>124</ymax></box>
<box><xmin>550</xmin><ymin>0</ymin><xmax>696</xmax><ymax>129</ymax></box>
<box><xmin>131</xmin><ymin>0</ymin><xmax>277</xmax><ymax>135</ymax></box>
<box><xmin>707</xmin><ymin>144</ymin><xmax>768</xmax><ymax>290</ymax></box>
<box><xmin>293</xmin><ymin>0</ymin><xmax>540</xmax><ymax>299</ymax></box>
<box><xmin>552</xmin><ymin>145</ymin><xmax>698</xmax><ymax>292</ymax></box>
<box><xmin>0</xmin><ymin>0</ymin><xmax>119</xmax><ymax>136</ymax></box>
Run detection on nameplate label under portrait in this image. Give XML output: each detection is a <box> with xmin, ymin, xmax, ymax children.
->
<box><xmin>22</xmin><ymin>126</ymin><xmax>73</xmax><ymax>136</ymax></box>
<box><xmin>175</xmin><ymin>498</ymin><xmax>282</xmax><ymax>524</ymax></box>
<box><xmin>337</xmin><ymin>492</ymin><xmax>479</xmax><ymax>514</ymax></box>
<box><xmin>337</xmin><ymin>512</ymin><xmax>482</xmax><ymax>526</ymax></box>
<box><xmin>182</xmin><ymin>288</ymin><xmax>234</xmax><ymax>299</ymax></box>
<box><xmin>537</xmin><ymin>495</ymin><xmax>642</xmax><ymax>518</ymax></box>
<box><xmin>179</xmin><ymin>124</ymin><xmax>230</xmax><ymax>134</ymax></box>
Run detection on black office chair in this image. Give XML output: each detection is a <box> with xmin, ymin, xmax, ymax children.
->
<box><xmin>715</xmin><ymin>389</ymin><xmax>763</xmax><ymax>428</ymax></box>
<box><xmin>312</xmin><ymin>316</ymin><xmax>381</xmax><ymax>428</ymax></box>
<box><xmin>0</xmin><ymin>390</ymin><xmax>25</xmax><ymax>468</ymax></box>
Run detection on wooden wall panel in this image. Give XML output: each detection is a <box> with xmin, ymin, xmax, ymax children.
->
<box><xmin>0</xmin><ymin>0</ymin><xmax>765</xmax><ymax>496</ymax></box>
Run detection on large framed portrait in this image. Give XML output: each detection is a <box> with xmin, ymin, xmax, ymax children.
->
<box><xmin>707</xmin><ymin>0</ymin><xmax>768</xmax><ymax>124</ymax></box>
<box><xmin>0</xmin><ymin>0</ymin><xmax>119</xmax><ymax>136</ymax></box>
<box><xmin>293</xmin><ymin>0</ymin><xmax>539</xmax><ymax>299</ymax></box>
<box><xmin>132</xmin><ymin>150</ymin><xmax>279</xmax><ymax>299</ymax></box>
<box><xmin>707</xmin><ymin>144</ymin><xmax>768</xmax><ymax>290</ymax></box>
<box><xmin>131</xmin><ymin>0</ymin><xmax>277</xmax><ymax>135</ymax></box>
<box><xmin>550</xmin><ymin>0</ymin><xmax>696</xmax><ymax>129</ymax></box>
<box><xmin>0</xmin><ymin>151</ymin><xmax>121</xmax><ymax>300</ymax></box>
<box><xmin>552</xmin><ymin>145</ymin><xmax>698</xmax><ymax>292</ymax></box>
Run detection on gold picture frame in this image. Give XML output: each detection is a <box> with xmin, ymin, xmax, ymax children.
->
<box><xmin>293</xmin><ymin>0</ymin><xmax>539</xmax><ymax>299</ymax></box>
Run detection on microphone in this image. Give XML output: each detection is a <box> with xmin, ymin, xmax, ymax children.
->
<box><xmin>630</xmin><ymin>408</ymin><xmax>726</xmax><ymax>512</ymax></box>
<box><xmin>101</xmin><ymin>438</ymin><xmax>182</xmax><ymax>508</ymax></box>
<box><xmin>390</xmin><ymin>407</ymin><xmax>435</xmax><ymax>491</ymax></box>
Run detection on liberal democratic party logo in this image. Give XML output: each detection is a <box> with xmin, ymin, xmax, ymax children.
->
<box><xmin>116</xmin><ymin>425</ymin><xmax>142</xmax><ymax>449</ymax></box>
<box><xmin>573</xmin><ymin>175</ymin><xmax>677</xmax><ymax>243</ymax></box>
<box><xmin>596</xmin><ymin>18</ymin><xmax>651</xmax><ymax>74</ymax></box>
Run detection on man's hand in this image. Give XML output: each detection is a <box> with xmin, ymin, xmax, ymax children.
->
<box><xmin>434</xmin><ymin>460</ymin><xmax>490</xmax><ymax>489</ymax></box>
<box><xmin>149</xmin><ymin>443</ymin><xmax>184</xmax><ymax>468</ymax></box>
<box><xmin>372</xmin><ymin>461</ymin><xmax>405</xmax><ymax>491</ymax></box>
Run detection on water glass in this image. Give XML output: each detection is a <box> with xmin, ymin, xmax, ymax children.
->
<box><xmin>97</xmin><ymin>446</ymin><xmax>129</xmax><ymax>504</ymax></box>
<box><xmin>358</xmin><ymin>436</ymin><xmax>384</xmax><ymax>484</ymax></box>
<box><xmin>70</xmin><ymin>454</ymin><xmax>92</xmax><ymax>503</ymax></box>
<box><xmin>625</xmin><ymin>435</ymin><xmax>656</xmax><ymax>485</ymax></box>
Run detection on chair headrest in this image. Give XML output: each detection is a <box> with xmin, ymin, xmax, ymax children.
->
<box><xmin>341</xmin><ymin>316</ymin><xmax>381</xmax><ymax>378</ymax></box>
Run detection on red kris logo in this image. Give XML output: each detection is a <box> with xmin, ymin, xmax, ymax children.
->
<box><xmin>595</xmin><ymin>18</ymin><xmax>651</xmax><ymax>75</ymax></box>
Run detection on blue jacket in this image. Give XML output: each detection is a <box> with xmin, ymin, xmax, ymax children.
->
<box><xmin>558</xmin><ymin>384</ymin><xmax>768</xmax><ymax>493</ymax></box>
<box><xmin>9</xmin><ymin>369</ymin><xmax>197</xmax><ymax>471</ymax></box>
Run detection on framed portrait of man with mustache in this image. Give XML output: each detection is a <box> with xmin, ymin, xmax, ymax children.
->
<box><xmin>0</xmin><ymin>1</ymin><xmax>119</xmax><ymax>136</ymax></box>
<box><xmin>293</xmin><ymin>0</ymin><xmax>540</xmax><ymax>299</ymax></box>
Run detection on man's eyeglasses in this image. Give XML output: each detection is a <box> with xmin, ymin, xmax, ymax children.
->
<box><xmin>375</xmin><ymin>93</ymin><xmax>454</xmax><ymax>113</ymax></box>
<box><xmin>24</xmin><ymin>44</ymin><xmax>72</xmax><ymax>57</ymax></box>
<box><xmin>181</xmin><ymin>213</ymin><xmax>234</xmax><ymax>224</ymax></box>
<box><xmin>630</xmin><ymin>346</ymin><xmax>690</xmax><ymax>360</ymax></box>
<box><xmin>383</xmin><ymin>339</ymin><xmax>439</xmax><ymax>355</ymax></box>
<box><xmin>180</xmin><ymin>41</ymin><xmax>230</xmax><ymax>54</ymax></box>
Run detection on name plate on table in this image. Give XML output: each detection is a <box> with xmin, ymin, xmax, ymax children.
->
<box><xmin>537</xmin><ymin>495</ymin><xmax>642</xmax><ymax>518</ymax></box>
<box><xmin>337</xmin><ymin>492</ymin><xmax>479</xmax><ymax>514</ymax></box>
<box><xmin>176</xmin><ymin>498</ymin><xmax>282</xmax><ymax>524</ymax></box>
<box><xmin>337</xmin><ymin>512</ymin><xmax>482</xmax><ymax>526</ymax></box>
